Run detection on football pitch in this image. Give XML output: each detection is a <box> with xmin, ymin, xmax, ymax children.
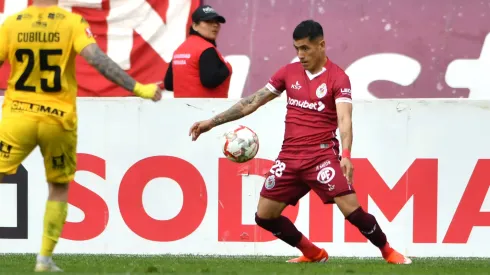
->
<box><xmin>1</xmin><ymin>254</ymin><xmax>489</xmax><ymax>274</ymax></box>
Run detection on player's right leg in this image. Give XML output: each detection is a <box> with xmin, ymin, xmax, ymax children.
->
<box><xmin>0</xmin><ymin>119</ymin><xmax>59</xmax><ymax>270</ymax></box>
<box><xmin>34</xmin><ymin>122</ymin><xmax>77</xmax><ymax>273</ymax></box>
<box><xmin>0</xmin><ymin>118</ymin><xmax>38</xmax><ymax>182</ymax></box>
<box><xmin>255</xmin><ymin>159</ymin><xmax>328</xmax><ymax>263</ymax></box>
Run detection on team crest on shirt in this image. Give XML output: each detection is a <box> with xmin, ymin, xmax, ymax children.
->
<box><xmin>85</xmin><ymin>27</ymin><xmax>93</xmax><ymax>38</ymax></box>
<box><xmin>316</xmin><ymin>83</ymin><xmax>327</xmax><ymax>98</ymax></box>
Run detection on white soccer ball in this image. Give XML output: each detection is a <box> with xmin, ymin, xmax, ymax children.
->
<box><xmin>222</xmin><ymin>125</ymin><xmax>259</xmax><ymax>163</ymax></box>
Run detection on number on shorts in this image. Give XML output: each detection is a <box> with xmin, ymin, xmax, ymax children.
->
<box><xmin>15</xmin><ymin>49</ymin><xmax>63</xmax><ymax>93</ymax></box>
<box><xmin>270</xmin><ymin>160</ymin><xmax>286</xmax><ymax>177</ymax></box>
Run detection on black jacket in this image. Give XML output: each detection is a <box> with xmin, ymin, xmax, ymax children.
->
<box><xmin>164</xmin><ymin>29</ymin><xmax>230</xmax><ymax>91</ymax></box>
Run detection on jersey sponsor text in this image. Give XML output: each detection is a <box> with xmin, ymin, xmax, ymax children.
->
<box><xmin>287</xmin><ymin>97</ymin><xmax>325</xmax><ymax>112</ymax></box>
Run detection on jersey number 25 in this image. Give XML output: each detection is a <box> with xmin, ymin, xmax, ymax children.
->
<box><xmin>15</xmin><ymin>48</ymin><xmax>62</xmax><ymax>93</ymax></box>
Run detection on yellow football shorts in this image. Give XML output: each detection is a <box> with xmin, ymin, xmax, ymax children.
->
<box><xmin>0</xmin><ymin>117</ymin><xmax>77</xmax><ymax>183</ymax></box>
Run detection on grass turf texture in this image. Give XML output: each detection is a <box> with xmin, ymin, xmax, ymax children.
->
<box><xmin>0</xmin><ymin>254</ymin><xmax>489</xmax><ymax>274</ymax></box>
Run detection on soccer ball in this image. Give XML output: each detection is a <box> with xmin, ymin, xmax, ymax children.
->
<box><xmin>222</xmin><ymin>125</ymin><xmax>259</xmax><ymax>163</ymax></box>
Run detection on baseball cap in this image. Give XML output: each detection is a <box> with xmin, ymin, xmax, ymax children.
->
<box><xmin>192</xmin><ymin>5</ymin><xmax>226</xmax><ymax>23</ymax></box>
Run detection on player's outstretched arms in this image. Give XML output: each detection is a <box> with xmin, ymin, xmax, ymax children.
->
<box><xmin>211</xmin><ymin>87</ymin><xmax>277</xmax><ymax>126</ymax></box>
<box><xmin>80</xmin><ymin>44</ymin><xmax>161</xmax><ymax>101</ymax></box>
<box><xmin>80</xmin><ymin>44</ymin><xmax>135</xmax><ymax>91</ymax></box>
<box><xmin>189</xmin><ymin>87</ymin><xmax>277</xmax><ymax>141</ymax></box>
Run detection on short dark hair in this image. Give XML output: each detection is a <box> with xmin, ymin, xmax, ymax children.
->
<box><xmin>293</xmin><ymin>20</ymin><xmax>323</xmax><ymax>41</ymax></box>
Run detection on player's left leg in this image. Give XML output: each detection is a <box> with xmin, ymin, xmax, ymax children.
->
<box><xmin>304</xmin><ymin>156</ymin><xmax>411</xmax><ymax>264</ymax></box>
<box><xmin>34</xmin><ymin>123</ymin><xmax>77</xmax><ymax>272</ymax></box>
<box><xmin>334</xmin><ymin>193</ymin><xmax>411</xmax><ymax>264</ymax></box>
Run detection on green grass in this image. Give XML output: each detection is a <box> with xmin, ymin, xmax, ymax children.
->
<box><xmin>0</xmin><ymin>254</ymin><xmax>489</xmax><ymax>274</ymax></box>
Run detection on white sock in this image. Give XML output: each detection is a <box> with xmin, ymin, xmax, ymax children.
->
<box><xmin>37</xmin><ymin>254</ymin><xmax>51</xmax><ymax>263</ymax></box>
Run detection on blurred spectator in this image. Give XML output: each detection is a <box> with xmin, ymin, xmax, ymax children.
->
<box><xmin>164</xmin><ymin>5</ymin><xmax>232</xmax><ymax>98</ymax></box>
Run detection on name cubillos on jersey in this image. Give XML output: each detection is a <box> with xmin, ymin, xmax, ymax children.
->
<box><xmin>0</xmin><ymin>5</ymin><xmax>96</xmax><ymax>130</ymax></box>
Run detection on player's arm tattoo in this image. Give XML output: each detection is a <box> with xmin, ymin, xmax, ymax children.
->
<box><xmin>336</xmin><ymin>102</ymin><xmax>353</xmax><ymax>151</ymax></box>
<box><xmin>80</xmin><ymin>44</ymin><xmax>136</xmax><ymax>92</ymax></box>
<box><xmin>211</xmin><ymin>87</ymin><xmax>277</xmax><ymax>127</ymax></box>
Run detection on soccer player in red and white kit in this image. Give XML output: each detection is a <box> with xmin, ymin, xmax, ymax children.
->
<box><xmin>189</xmin><ymin>20</ymin><xmax>411</xmax><ymax>264</ymax></box>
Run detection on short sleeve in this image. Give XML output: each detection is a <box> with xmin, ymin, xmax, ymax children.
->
<box><xmin>73</xmin><ymin>16</ymin><xmax>96</xmax><ymax>54</ymax></box>
<box><xmin>333</xmin><ymin>72</ymin><xmax>352</xmax><ymax>104</ymax></box>
<box><xmin>0</xmin><ymin>21</ymin><xmax>9</xmax><ymax>61</ymax></box>
<box><xmin>265</xmin><ymin>65</ymin><xmax>287</xmax><ymax>95</ymax></box>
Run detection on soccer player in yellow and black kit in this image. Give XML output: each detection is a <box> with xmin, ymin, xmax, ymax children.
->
<box><xmin>0</xmin><ymin>0</ymin><xmax>162</xmax><ymax>272</ymax></box>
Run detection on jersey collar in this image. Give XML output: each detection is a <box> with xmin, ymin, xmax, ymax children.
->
<box><xmin>305</xmin><ymin>58</ymin><xmax>329</xmax><ymax>80</ymax></box>
<box><xmin>305</xmin><ymin>67</ymin><xmax>326</xmax><ymax>80</ymax></box>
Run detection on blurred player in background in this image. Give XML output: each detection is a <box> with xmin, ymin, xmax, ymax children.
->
<box><xmin>189</xmin><ymin>20</ymin><xmax>411</xmax><ymax>265</ymax></box>
<box><xmin>0</xmin><ymin>0</ymin><xmax>161</xmax><ymax>271</ymax></box>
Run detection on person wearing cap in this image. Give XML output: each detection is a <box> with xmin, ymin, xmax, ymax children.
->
<box><xmin>163</xmin><ymin>5</ymin><xmax>232</xmax><ymax>98</ymax></box>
